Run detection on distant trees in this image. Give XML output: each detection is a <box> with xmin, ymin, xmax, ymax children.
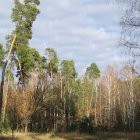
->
<box><xmin>85</xmin><ymin>63</ymin><xmax>100</xmax><ymax>126</ymax></box>
<box><xmin>120</xmin><ymin>62</ymin><xmax>137</xmax><ymax>131</ymax></box>
<box><xmin>1</xmin><ymin>46</ymin><xmax>140</xmax><ymax>132</ymax></box>
<box><xmin>61</xmin><ymin>60</ymin><xmax>77</xmax><ymax>130</ymax></box>
<box><xmin>45</xmin><ymin>48</ymin><xmax>59</xmax><ymax>79</ymax></box>
<box><xmin>99</xmin><ymin>66</ymin><xmax>118</xmax><ymax>129</ymax></box>
<box><xmin>94</xmin><ymin>63</ymin><xmax>140</xmax><ymax>131</ymax></box>
<box><xmin>85</xmin><ymin>63</ymin><xmax>100</xmax><ymax>79</ymax></box>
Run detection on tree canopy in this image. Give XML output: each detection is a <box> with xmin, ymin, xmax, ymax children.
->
<box><xmin>85</xmin><ymin>63</ymin><xmax>100</xmax><ymax>80</ymax></box>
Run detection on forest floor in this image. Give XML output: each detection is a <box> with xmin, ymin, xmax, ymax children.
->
<box><xmin>0</xmin><ymin>132</ymin><xmax>140</xmax><ymax>140</ymax></box>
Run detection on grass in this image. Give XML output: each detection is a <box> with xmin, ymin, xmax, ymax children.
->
<box><xmin>0</xmin><ymin>132</ymin><xmax>140</xmax><ymax>140</ymax></box>
<box><xmin>0</xmin><ymin>132</ymin><xmax>65</xmax><ymax>140</ymax></box>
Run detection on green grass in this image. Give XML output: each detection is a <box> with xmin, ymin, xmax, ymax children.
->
<box><xmin>0</xmin><ymin>132</ymin><xmax>140</xmax><ymax>140</ymax></box>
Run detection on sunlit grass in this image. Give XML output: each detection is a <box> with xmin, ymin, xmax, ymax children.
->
<box><xmin>0</xmin><ymin>132</ymin><xmax>140</xmax><ymax>140</ymax></box>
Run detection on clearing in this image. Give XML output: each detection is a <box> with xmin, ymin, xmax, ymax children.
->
<box><xmin>0</xmin><ymin>132</ymin><xmax>140</xmax><ymax>140</ymax></box>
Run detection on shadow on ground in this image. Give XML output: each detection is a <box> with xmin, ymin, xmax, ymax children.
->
<box><xmin>56</xmin><ymin>132</ymin><xmax>140</xmax><ymax>140</ymax></box>
<box><xmin>56</xmin><ymin>133</ymin><xmax>98</xmax><ymax>140</ymax></box>
<box><xmin>0</xmin><ymin>136</ymin><xmax>18</xmax><ymax>140</ymax></box>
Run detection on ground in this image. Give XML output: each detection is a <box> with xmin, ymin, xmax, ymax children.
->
<box><xmin>0</xmin><ymin>132</ymin><xmax>140</xmax><ymax>140</ymax></box>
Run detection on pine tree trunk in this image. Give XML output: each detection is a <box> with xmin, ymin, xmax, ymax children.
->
<box><xmin>0</xmin><ymin>61</ymin><xmax>8</xmax><ymax>123</ymax></box>
<box><xmin>1</xmin><ymin>69</ymin><xmax>10</xmax><ymax>124</ymax></box>
<box><xmin>0</xmin><ymin>34</ymin><xmax>16</xmax><ymax>124</ymax></box>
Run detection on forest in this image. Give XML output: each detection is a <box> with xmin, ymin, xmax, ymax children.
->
<box><xmin>0</xmin><ymin>0</ymin><xmax>140</xmax><ymax>139</ymax></box>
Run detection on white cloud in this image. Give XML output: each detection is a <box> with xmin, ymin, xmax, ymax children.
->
<box><xmin>0</xmin><ymin>0</ymin><xmax>124</xmax><ymax>76</ymax></box>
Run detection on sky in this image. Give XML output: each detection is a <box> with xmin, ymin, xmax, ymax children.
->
<box><xmin>0</xmin><ymin>0</ymin><xmax>126</xmax><ymax>76</ymax></box>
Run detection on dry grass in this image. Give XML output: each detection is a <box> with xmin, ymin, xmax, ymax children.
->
<box><xmin>0</xmin><ymin>132</ymin><xmax>65</xmax><ymax>140</ymax></box>
<box><xmin>56</xmin><ymin>132</ymin><xmax>140</xmax><ymax>140</ymax></box>
<box><xmin>0</xmin><ymin>132</ymin><xmax>140</xmax><ymax>140</ymax></box>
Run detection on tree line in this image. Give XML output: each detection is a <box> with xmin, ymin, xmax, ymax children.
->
<box><xmin>0</xmin><ymin>0</ymin><xmax>140</xmax><ymax>133</ymax></box>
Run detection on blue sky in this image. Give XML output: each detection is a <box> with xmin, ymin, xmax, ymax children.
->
<box><xmin>0</xmin><ymin>0</ymin><xmax>126</xmax><ymax>76</ymax></box>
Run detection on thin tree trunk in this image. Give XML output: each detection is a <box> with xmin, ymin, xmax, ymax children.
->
<box><xmin>99</xmin><ymin>91</ymin><xmax>102</xmax><ymax>125</ymax></box>
<box><xmin>64</xmin><ymin>97</ymin><xmax>66</xmax><ymax>130</ymax></box>
<box><xmin>61</xmin><ymin>77</ymin><xmax>63</xmax><ymax>99</ymax></box>
<box><xmin>16</xmin><ymin>45</ymin><xmax>24</xmax><ymax>90</ymax></box>
<box><xmin>94</xmin><ymin>83</ymin><xmax>98</xmax><ymax>126</ymax></box>
<box><xmin>0</xmin><ymin>34</ymin><xmax>16</xmax><ymax>124</ymax></box>
<box><xmin>24</xmin><ymin>122</ymin><xmax>28</xmax><ymax>132</ymax></box>
<box><xmin>53</xmin><ymin>108</ymin><xmax>56</xmax><ymax>130</ymax></box>
<box><xmin>1</xmin><ymin>68</ymin><xmax>11</xmax><ymax>124</ymax></box>
<box><xmin>50</xmin><ymin>63</ymin><xmax>53</xmax><ymax>79</ymax></box>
